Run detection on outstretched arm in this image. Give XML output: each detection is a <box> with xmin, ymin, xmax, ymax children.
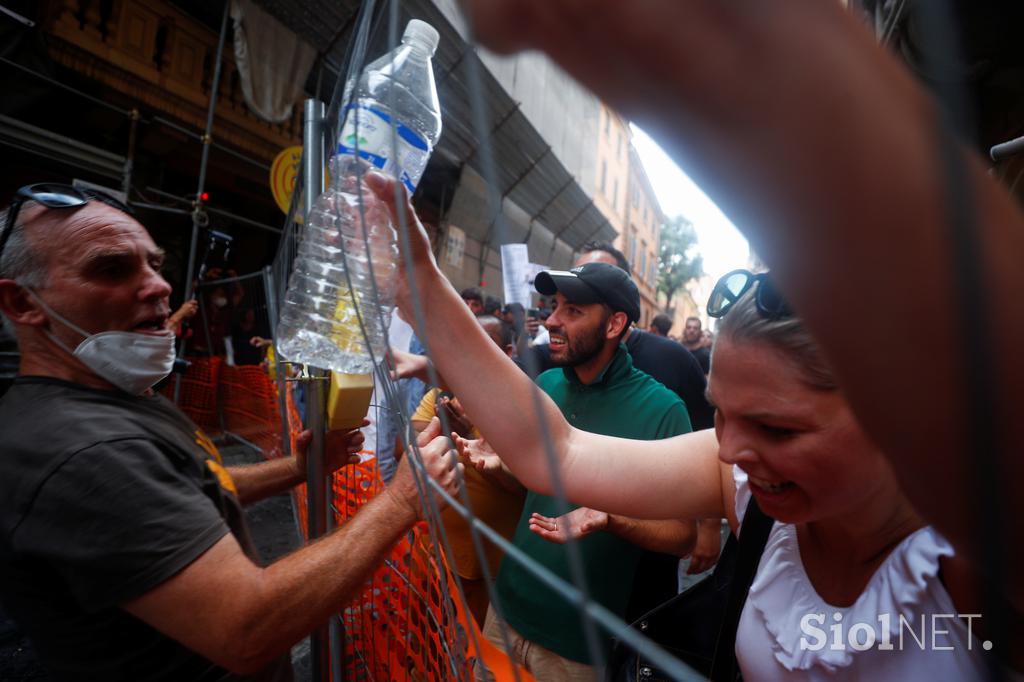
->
<box><xmin>529</xmin><ymin>508</ymin><xmax>697</xmax><ymax>557</ymax></box>
<box><xmin>226</xmin><ymin>424</ymin><xmax>367</xmax><ymax>505</ymax></box>
<box><xmin>371</xmin><ymin>172</ymin><xmax>726</xmax><ymax>522</ymax></box>
<box><xmin>166</xmin><ymin>299</ymin><xmax>198</xmax><ymax>332</ymax></box>
<box><xmin>453</xmin><ymin>435</ymin><xmax>523</xmax><ymax>494</ymax></box>
<box><xmin>123</xmin><ymin>418</ymin><xmax>462</xmax><ymax>675</ymax></box>
<box><xmin>458</xmin><ymin>0</ymin><xmax>1024</xmax><ymax>601</ymax></box>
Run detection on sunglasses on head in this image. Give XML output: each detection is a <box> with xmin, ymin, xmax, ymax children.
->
<box><xmin>1</xmin><ymin>183</ymin><xmax>132</xmax><ymax>266</ymax></box>
<box><xmin>707</xmin><ymin>269</ymin><xmax>791</xmax><ymax>320</ymax></box>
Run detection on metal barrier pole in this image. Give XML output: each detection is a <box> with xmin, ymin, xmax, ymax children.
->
<box><xmin>174</xmin><ymin>0</ymin><xmax>230</xmax><ymax>403</ymax></box>
<box><xmin>301</xmin><ymin>98</ymin><xmax>333</xmax><ymax>682</ymax></box>
<box><xmin>263</xmin><ymin>266</ymin><xmax>292</xmax><ymax>461</ymax></box>
<box><xmin>305</xmin><ymin>370</ymin><xmax>330</xmax><ymax>682</ymax></box>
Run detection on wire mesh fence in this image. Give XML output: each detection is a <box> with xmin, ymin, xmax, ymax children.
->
<box><xmin>169</xmin><ymin>1</ymin><xmax>1010</xmax><ymax>681</ymax></box>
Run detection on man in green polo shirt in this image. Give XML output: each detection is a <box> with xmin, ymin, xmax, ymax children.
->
<box><xmin>478</xmin><ymin>262</ymin><xmax>695</xmax><ymax>681</ymax></box>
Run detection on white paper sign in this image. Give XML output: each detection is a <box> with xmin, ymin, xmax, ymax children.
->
<box><xmin>444</xmin><ymin>224</ymin><xmax>466</xmax><ymax>269</ymax></box>
<box><xmin>501</xmin><ymin>243</ymin><xmax>531</xmax><ymax>306</ymax></box>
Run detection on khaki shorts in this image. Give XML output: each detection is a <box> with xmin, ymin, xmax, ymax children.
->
<box><xmin>475</xmin><ymin>605</ymin><xmax>599</xmax><ymax>682</ymax></box>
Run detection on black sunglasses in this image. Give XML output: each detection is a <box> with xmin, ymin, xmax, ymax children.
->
<box><xmin>1</xmin><ymin>183</ymin><xmax>132</xmax><ymax>266</ymax></box>
<box><xmin>707</xmin><ymin>269</ymin><xmax>791</xmax><ymax>320</ymax></box>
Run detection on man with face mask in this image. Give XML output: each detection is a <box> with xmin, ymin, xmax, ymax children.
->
<box><xmin>477</xmin><ymin>262</ymin><xmax>696</xmax><ymax>681</ymax></box>
<box><xmin>0</xmin><ymin>187</ymin><xmax>462</xmax><ymax>681</ymax></box>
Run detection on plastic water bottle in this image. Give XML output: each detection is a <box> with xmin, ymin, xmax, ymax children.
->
<box><xmin>277</xmin><ymin>20</ymin><xmax>442</xmax><ymax>373</ymax></box>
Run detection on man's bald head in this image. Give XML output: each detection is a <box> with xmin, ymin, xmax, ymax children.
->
<box><xmin>1</xmin><ymin>201</ymin><xmax>148</xmax><ymax>288</ymax></box>
<box><xmin>477</xmin><ymin>314</ymin><xmax>514</xmax><ymax>356</ymax></box>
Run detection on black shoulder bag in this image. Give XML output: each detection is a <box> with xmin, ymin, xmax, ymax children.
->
<box><xmin>607</xmin><ymin>497</ymin><xmax>774</xmax><ymax>682</ymax></box>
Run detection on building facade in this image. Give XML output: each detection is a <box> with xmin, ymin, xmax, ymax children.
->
<box><xmin>3</xmin><ymin>0</ymin><xmax>619</xmax><ymax>315</ymax></box>
<box><xmin>588</xmin><ymin>105</ymin><xmax>663</xmax><ymax>328</ymax></box>
<box><xmin>622</xmin><ymin>144</ymin><xmax>664</xmax><ymax>328</ymax></box>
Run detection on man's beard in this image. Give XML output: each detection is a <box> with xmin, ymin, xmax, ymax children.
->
<box><xmin>548</xmin><ymin>319</ymin><xmax>607</xmax><ymax>368</ymax></box>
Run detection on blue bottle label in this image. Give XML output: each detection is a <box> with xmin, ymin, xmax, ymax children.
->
<box><xmin>337</xmin><ymin>103</ymin><xmax>430</xmax><ymax>192</ymax></box>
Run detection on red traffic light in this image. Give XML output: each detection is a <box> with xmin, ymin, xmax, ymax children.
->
<box><xmin>200</xmin><ymin>191</ymin><xmax>209</xmax><ymax>202</ymax></box>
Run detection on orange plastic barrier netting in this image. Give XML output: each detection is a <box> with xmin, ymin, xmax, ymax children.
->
<box><xmin>161</xmin><ymin>357</ymin><xmax>284</xmax><ymax>456</ymax></box>
<box><xmin>162</xmin><ymin>356</ymin><xmax>223</xmax><ymax>434</ymax></box>
<box><xmin>173</xmin><ymin>359</ymin><xmax>530</xmax><ymax>680</ymax></box>
<box><xmin>219</xmin><ymin>364</ymin><xmax>284</xmax><ymax>454</ymax></box>
<box><xmin>291</xmin><ymin>458</ymin><xmax>530</xmax><ymax>681</ymax></box>
<box><xmin>284</xmin><ymin>394</ymin><xmax>531</xmax><ymax>681</ymax></box>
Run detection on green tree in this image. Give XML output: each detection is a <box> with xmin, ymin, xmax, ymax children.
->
<box><xmin>658</xmin><ymin>215</ymin><xmax>703</xmax><ymax>313</ymax></box>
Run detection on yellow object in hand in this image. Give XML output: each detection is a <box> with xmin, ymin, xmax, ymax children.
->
<box><xmin>327</xmin><ymin>371</ymin><xmax>374</xmax><ymax>431</ymax></box>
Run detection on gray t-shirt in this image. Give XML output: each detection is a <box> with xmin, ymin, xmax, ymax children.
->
<box><xmin>0</xmin><ymin>377</ymin><xmax>290</xmax><ymax>681</ymax></box>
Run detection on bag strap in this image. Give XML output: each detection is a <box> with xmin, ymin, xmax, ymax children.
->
<box><xmin>709</xmin><ymin>495</ymin><xmax>774</xmax><ymax>681</ymax></box>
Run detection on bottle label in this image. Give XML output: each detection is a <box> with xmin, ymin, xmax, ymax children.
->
<box><xmin>338</xmin><ymin>103</ymin><xmax>430</xmax><ymax>193</ymax></box>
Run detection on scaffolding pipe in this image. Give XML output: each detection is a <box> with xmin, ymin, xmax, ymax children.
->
<box><xmin>175</xmin><ymin>0</ymin><xmax>231</xmax><ymax>403</ymax></box>
<box><xmin>128</xmin><ymin>201</ymin><xmax>190</xmax><ymax>216</ymax></box>
<box><xmin>185</xmin><ymin>1</ymin><xmax>231</xmax><ymax>302</ymax></box>
<box><xmin>0</xmin><ymin>113</ymin><xmax>125</xmax><ymax>176</ymax></box>
<box><xmin>122</xmin><ymin>109</ymin><xmax>140</xmax><ymax>198</ymax></box>
<box><xmin>151</xmin><ymin>114</ymin><xmax>272</xmax><ymax>172</ymax></box>
<box><xmin>144</xmin><ymin>186</ymin><xmax>283</xmax><ymax>235</ymax></box>
<box><xmin>0</xmin><ymin>56</ymin><xmax>273</xmax><ymax>175</ymax></box>
<box><xmin>301</xmin><ymin>98</ymin><xmax>333</xmax><ymax>682</ymax></box>
<box><xmin>0</xmin><ymin>57</ymin><xmax>131</xmax><ymax>117</ymax></box>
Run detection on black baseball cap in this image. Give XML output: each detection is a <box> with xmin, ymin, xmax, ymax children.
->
<box><xmin>534</xmin><ymin>262</ymin><xmax>641</xmax><ymax>324</ymax></box>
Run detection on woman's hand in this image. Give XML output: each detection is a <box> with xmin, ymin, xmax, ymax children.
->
<box><xmin>364</xmin><ymin>172</ymin><xmax>438</xmax><ymax>321</ymax></box>
<box><xmin>528</xmin><ymin>507</ymin><xmax>609</xmax><ymax>544</ymax></box>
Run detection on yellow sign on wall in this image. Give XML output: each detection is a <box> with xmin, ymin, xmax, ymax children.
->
<box><xmin>270</xmin><ymin>146</ymin><xmax>304</xmax><ymax>223</ymax></box>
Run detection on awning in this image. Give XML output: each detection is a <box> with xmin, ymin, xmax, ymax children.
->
<box><xmin>249</xmin><ymin>0</ymin><xmax>616</xmax><ymax>251</ymax></box>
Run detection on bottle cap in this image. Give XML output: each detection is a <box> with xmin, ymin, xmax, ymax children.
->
<box><xmin>404</xmin><ymin>19</ymin><xmax>440</xmax><ymax>56</ymax></box>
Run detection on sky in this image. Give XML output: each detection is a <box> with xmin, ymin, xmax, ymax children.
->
<box><xmin>630</xmin><ymin>125</ymin><xmax>749</xmax><ymax>282</ymax></box>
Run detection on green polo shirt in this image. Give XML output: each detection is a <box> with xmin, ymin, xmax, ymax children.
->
<box><xmin>494</xmin><ymin>344</ymin><xmax>692</xmax><ymax>664</ymax></box>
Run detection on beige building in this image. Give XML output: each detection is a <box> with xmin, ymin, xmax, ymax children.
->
<box><xmin>592</xmin><ymin>107</ymin><xmax>630</xmax><ymax>243</ymax></box>
<box><xmin>591</xmin><ymin>105</ymin><xmax>663</xmax><ymax>327</ymax></box>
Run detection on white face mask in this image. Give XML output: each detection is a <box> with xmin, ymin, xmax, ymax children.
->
<box><xmin>28</xmin><ymin>290</ymin><xmax>176</xmax><ymax>394</ymax></box>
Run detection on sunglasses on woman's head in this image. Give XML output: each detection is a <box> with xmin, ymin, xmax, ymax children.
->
<box><xmin>707</xmin><ymin>269</ymin><xmax>791</xmax><ymax>320</ymax></box>
<box><xmin>0</xmin><ymin>183</ymin><xmax>132</xmax><ymax>265</ymax></box>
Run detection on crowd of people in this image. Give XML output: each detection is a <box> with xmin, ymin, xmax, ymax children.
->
<box><xmin>362</xmin><ymin>194</ymin><xmax>1006</xmax><ymax>680</ymax></box>
<box><xmin>1</xmin><ymin>1</ymin><xmax>1022</xmax><ymax>681</ymax></box>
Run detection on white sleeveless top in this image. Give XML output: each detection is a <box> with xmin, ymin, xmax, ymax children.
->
<box><xmin>732</xmin><ymin>467</ymin><xmax>990</xmax><ymax>681</ymax></box>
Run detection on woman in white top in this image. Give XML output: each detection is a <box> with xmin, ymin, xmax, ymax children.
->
<box><xmin>524</xmin><ymin>270</ymin><xmax>988</xmax><ymax>680</ymax></box>
<box><xmin>368</xmin><ymin>172</ymin><xmax>1001</xmax><ymax>678</ymax></box>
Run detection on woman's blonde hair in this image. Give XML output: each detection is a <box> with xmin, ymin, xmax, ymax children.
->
<box><xmin>717</xmin><ymin>286</ymin><xmax>837</xmax><ymax>391</ymax></box>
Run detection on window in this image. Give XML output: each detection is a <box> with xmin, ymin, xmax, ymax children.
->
<box><xmin>616</xmin><ymin>133</ymin><xmax>622</xmax><ymax>159</ymax></box>
<box><xmin>632</xmin><ymin>186</ymin><xmax>639</xmax><ymax>208</ymax></box>
<box><xmin>643</xmin><ymin>205</ymin><xmax>647</xmax><ymax>222</ymax></box>
<box><xmin>639</xmin><ymin>244</ymin><xmax>647</xmax><ymax>281</ymax></box>
<box><xmin>604</xmin><ymin>109</ymin><xmax>610</xmax><ymax>136</ymax></box>
<box><xmin>613</xmin><ymin>178</ymin><xmax>619</xmax><ymax>210</ymax></box>
<box><xmin>600</xmin><ymin>160</ymin><xmax>607</xmax><ymax>193</ymax></box>
<box><xmin>628</xmin><ymin>233</ymin><xmax>637</xmax><ymax>267</ymax></box>
<box><xmin>649</xmin><ymin>259</ymin><xmax>658</xmax><ymax>287</ymax></box>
